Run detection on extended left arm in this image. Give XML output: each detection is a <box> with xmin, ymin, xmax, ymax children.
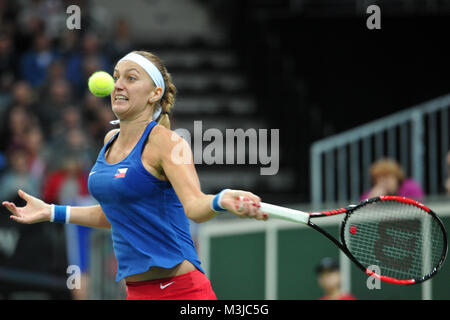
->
<box><xmin>154</xmin><ymin>128</ymin><xmax>265</xmax><ymax>223</ymax></box>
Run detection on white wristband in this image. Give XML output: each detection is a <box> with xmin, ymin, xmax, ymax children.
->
<box><xmin>65</xmin><ymin>206</ymin><xmax>71</xmax><ymax>224</ymax></box>
<box><xmin>217</xmin><ymin>189</ymin><xmax>229</xmax><ymax>210</ymax></box>
<box><xmin>211</xmin><ymin>189</ymin><xmax>230</xmax><ymax>212</ymax></box>
<box><xmin>50</xmin><ymin>204</ymin><xmax>55</xmax><ymax>222</ymax></box>
<box><xmin>49</xmin><ymin>204</ymin><xmax>71</xmax><ymax>224</ymax></box>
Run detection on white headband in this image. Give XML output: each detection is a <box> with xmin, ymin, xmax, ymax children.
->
<box><xmin>118</xmin><ymin>52</ymin><xmax>165</xmax><ymax>95</ymax></box>
<box><xmin>110</xmin><ymin>52</ymin><xmax>165</xmax><ymax>125</ymax></box>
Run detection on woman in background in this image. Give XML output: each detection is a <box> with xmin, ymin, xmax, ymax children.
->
<box><xmin>361</xmin><ymin>158</ymin><xmax>424</xmax><ymax>201</ymax></box>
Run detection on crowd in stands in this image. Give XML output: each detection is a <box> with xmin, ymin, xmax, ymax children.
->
<box><xmin>0</xmin><ymin>0</ymin><xmax>134</xmax><ymax>206</ymax></box>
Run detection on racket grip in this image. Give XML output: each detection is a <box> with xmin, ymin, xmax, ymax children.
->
<box><xmin>260</xmin><ymin>202</ymin><xmax>309</xmax><ymax>224</ymax></box>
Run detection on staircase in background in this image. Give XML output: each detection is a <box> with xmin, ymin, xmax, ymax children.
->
<box><xmin>91</xmin><ymin>0</ymin><xmax>297</xmax><ymax>198</ymax></box>
<box><xmin>156</xmin><ymin>40</ymin><xmax>296</xmax><ymax>198</ymax></box>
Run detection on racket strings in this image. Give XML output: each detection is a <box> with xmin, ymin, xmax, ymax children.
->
<box><xmin>344</xmin><ymin>200</ymin><xmax>445</xmax><ymax>281</ymax></box>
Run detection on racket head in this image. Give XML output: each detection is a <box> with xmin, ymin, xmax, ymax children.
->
<box><xmin>340</xmin><ymin>196</ymin><xmax>448</xmax><ymax>285</ymax></box>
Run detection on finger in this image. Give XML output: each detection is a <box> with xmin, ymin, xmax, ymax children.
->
<box><xmin>245</xmin><ymin>198</ymin><xmax>266</xmax><ymax>220</ymax></box>
<box><xmin>2</xmin><ymin>202</ymin><xmax>20</xmax><ymax>216</ymax></box>
<box><xmin>18</xmin><ymin>189</ymin><xmax>31</xmax><ymax>202</ymax></box>
<box><xmin>9</xmin><ymin>214</ymin><xmax>25</xmax><ymax>223</ymax></box>
<box><xmin>249</xmin><ymin>204</ymin><xmax>263</xmax><ymax>220</ymax></box>
<box><xmin>238</xmin><ymin>191</ymin><xmax>261</xmax><ymax>206</ymax></box>
<box><xmin>246</xmin><ymin>200</ymin><xmax>259</xmax><ymax>218</ymax></box>
<box><xmin>234</xmin><ymin>196</ymin><xmax>252</xmax><ymax>217</ymax></box>
<box><xmin>258</xmin><ymin>211</ymin><xmax>269</xmax><ymax>221</ymax></box>
<box><xmin>235</xmin><ymin>196</ymin><xmax>244</xmax><ymax>212</ymax></box>
<box><xmin>241</xmin><ymin>197</ymin><xmax>256</xmax><ymax>216</ymax></box>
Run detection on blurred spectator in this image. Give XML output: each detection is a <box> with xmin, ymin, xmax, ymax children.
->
<box><xmin>80</xmin><ymin>0</ymin><xmax>112</xmax><ymax>36</ymax></box>
<box><xmin>0</xmin><ymin>31</ymin><xmax>17</xmax><ymax>113</ymax></box>
<box><xmin>60</xmin><ymin>105</ymin><xmax>82</xmax><ymax>131</ymax></box>
<box><xmin>105</xmin><ymin>18</ymin><xmax>133</xmax><ymax>63</ymax></box>
<box><xmin>315</xmin><ymin>257</ymin><xmax>356</xmax><ymax>300</ymax></box>
<box><xmin>23</xmin><ymin>124</ymin><xmax>48</xmax><ymax>185</ymax></box>
<box><xmin>0</xmin><ymin>105</ymin><xmax>39</xmax><ymax>152</ymax></box>
<box><xmin>59</xmin><ymin>29</ymin><xmax>80</xmax><ymax>58</ymax></box>
<box><xmin>38</xmin><ymin>79</ymin><xmax>73</xmax><ymax>136</ymax></box>
<box><xmin>41</xmin><ymin>155</ymin><xmax>89</xmax><ymax>205</ymax></box>
<box><xmin>39</xmin><ymin>58</ymin><xmax>67</xmax><ymax>97</ymax></box>
<box><xmin>47</xmin><ymin>127</ymin><xmax>96</xmax><ymax>173</ymax></box>
<box><xmin>17</xmin><ymin>0</ymin><xmax>66</xmax><ymax>41</ymax></box>
<box><xmin>82</xmin><ymin>54</ymin><xmax>103</xmax><ymax>88</ymax></box>
<box><xmin>0</xmin><ymin>151</ymin><xmax>6</xmax><ymax>174</ymax></box>
<box><xmin>11</xmin><ymin>80</ymin><xmax>38</xmax><ymax>110</ymax></box>
<box><xmin>19</xmin><ymin>32</ymin><xmax>60</xmax><ymax>87</ymax></box>
<box><xmin>360</xmin><ymin>158</ymin><xmax>425</xmax><ymax>201</ymax></box>
<box><xmin>0</xmin><ymin>0</ymin><xmax>20</xmax><ymax>24</ymax></box>
<box><xmin>0</xmin><ymin>31</ymin><xmax>16</xmax><ymax>72</ymax></box>
<box><xmin>95</xmin><ymin>104</ymin><xmax>116</xmax><ymax>137</ymax></box>
<box><xmin>65</xmin><ymin>32</ymin><xmax>111</xmax><ymax>96</ymax></box>
<box><xmin>0</xmin><ymin>147</ymin><xmax>40</xmax><ymax>200</ymax></box>
<box><xmin>81</xmin><ymin>91</ymin><xmax>113</xmax><ymax>146</ymax></box>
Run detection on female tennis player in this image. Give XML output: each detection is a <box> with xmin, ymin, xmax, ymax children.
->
<box><xmin>2</xmin><ymin>50</ymin><xmax>267</xmax><ymax>300</ymax></box>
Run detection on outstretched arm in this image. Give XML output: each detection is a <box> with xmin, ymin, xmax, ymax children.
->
<box><xmin>2</xmin><ymin>130</ymin><xmax>122</xmax><ymax>228</ymax></box>
<box><xmin>151</xmin><ymin>126</ymin><xmax>267</xmax><ymax>223</ymax></box>
<box><xmin>2</xmin><ymin>189</ymin><xmax>111</xmax><ymax>228</ymax></box>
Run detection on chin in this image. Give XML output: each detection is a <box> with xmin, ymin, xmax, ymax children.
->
<box><xmin>112</xmin><ymin>103</ymin><xmax>129</xmax><ymax>116</ymax></box>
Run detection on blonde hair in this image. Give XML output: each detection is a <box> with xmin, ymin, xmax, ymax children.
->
<box><xmin>132</xmin><ymin>50</ymin><xmax>177</xmax><ymax>129</ymax></box>
<box><xmin>370</xmin><ymin>158</ymin><xmax>405</xmax><ymax>184</ymax></box>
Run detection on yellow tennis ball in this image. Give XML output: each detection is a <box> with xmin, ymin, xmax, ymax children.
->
<box><xmin>88</xmin><ymin>71</ymin><xmax>114</xmax><ymax>97</ymax></box>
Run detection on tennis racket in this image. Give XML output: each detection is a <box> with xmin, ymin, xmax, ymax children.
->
<box><xmin>259</xmin><ymin>196</ymin><xmax>447</xmax><ymax>285</ymax></box>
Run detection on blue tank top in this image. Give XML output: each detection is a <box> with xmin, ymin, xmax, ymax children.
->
<box><xmin>88</xmin><ymin>121</ymin><xmax>204</xmax><ymax>282</ymax></box>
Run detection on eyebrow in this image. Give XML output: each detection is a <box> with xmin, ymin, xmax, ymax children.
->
<box><xmin>113</xmin><ymin>68</ymin><xmax>141</xmax><ymax>74</ymax></box>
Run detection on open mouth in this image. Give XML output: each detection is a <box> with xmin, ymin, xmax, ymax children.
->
<box><xmin>114</xmin><ymin>95</ymin><xmax>129</xmax><ymax>101</ymax></box>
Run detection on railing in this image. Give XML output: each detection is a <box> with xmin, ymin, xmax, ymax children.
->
<box><xmin>310</xmin><ymin>93</ymin><xmax>450</xmax><ymax>207</ymax></box>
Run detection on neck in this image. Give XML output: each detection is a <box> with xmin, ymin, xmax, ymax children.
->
<box><xmin>115</xmin><ymin>106</ymin><xmax>155</xmax><ymax>143</ymax></box>
<box><xmin>116</xmin><ymin>116</ymin><xmax>152</xmax><ymax>145</ymax></box>
<box><xmin>324</xmin><ymin>287</ymin><xmax>342</xmax><ymax>300</ymax></box>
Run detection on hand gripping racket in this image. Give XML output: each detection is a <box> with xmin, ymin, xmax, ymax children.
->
<box><xmin>260</xmin><ymin>196</ymin><xmax>448</xmax><ymax>285</ymax></box>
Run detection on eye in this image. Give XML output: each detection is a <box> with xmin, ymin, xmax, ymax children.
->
<box><xmin>113</xmin><ymin>75</ymin><xmax>118</xmax><ymax>81</ymax></box>
<box><xmin>128</xmin><ymin>76</ymin><xmax>136</xmax><ymax>81</ymax></box>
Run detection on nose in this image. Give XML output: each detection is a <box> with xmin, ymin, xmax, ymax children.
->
<box><xmin>114</xmin><ymin>76</ymin><xmax>124</xmax><ymax>90</ymax></box>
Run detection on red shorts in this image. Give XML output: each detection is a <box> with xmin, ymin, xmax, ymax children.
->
<box><xmin>125</xmin><ymin>269</ymin><xmax>217</xmax><ymax>300</ymax></box>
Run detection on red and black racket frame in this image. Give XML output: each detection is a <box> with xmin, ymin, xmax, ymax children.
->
<box><xmin>306</xmin><ymin>196</ymin><xmax>448</xmax><ymax>285</ymax></box>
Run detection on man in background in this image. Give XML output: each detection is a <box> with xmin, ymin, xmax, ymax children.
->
<box><xmin>316</xmin><ymin>257</ymin><xmax>356</xmax><ymax>300</ymax></box>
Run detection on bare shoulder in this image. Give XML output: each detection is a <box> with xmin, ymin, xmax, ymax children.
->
<box><xmin>103</xmin><ymin>128</ymin><xmax>120</xmax><ymax>145</ymax></box>
<box><xmin>146</xmin><ymin>124</ymin><xmax>190</xmax><ymax>159</ymax></box>
<box><xmin>149</xmin><ymin>124</ymin><xmax>183</xmax><ymax>147</ymax></box>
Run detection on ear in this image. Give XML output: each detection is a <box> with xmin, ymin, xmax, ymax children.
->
<box><xmin>148</xmin><ymin>87</ymin><xmax>163</xmax><ymax>104</ymax></box>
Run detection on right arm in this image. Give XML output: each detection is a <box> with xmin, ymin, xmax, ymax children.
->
<box><xmin>1</xmin><ymin>129</ymin><xmax>120</xmax><ymax>228</ymax></box>
<box><xmin>2</xmin><ymin>190</ymin><xmax>111</xmax><ymax>228</ymax></box>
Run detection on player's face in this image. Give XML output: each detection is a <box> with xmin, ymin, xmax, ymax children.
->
<box><xmin>111</xmin><ymin>60</ymin><xmax>156</xmax><ymax>119</ymax></box>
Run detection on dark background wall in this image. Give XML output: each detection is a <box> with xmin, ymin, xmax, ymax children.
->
<box><xmin>209</xmin><ymin>1</ymin><xmax>450</xmax><ymax>201</ymax></box>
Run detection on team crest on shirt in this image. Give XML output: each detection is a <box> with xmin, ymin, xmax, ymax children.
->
<box><xmin>114</xmin><ymin>168</ymin><xmax>128</xmax><ymax>178</ymax></box>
